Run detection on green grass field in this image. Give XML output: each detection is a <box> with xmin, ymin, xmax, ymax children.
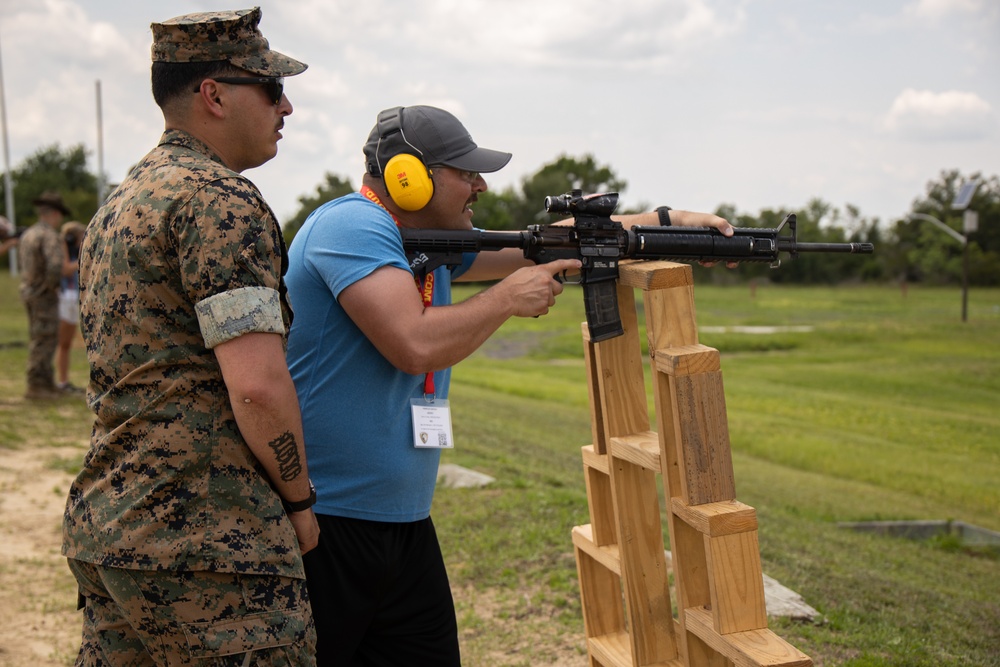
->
<box><xmin>1</xmin><ymin>270</ymin><xmax>997</xmax><ymax>666</ymax></box>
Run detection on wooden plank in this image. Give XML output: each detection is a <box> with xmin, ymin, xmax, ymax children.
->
<box><xmin>643</xmin><ymin>280</ymin><xmax>699</xmax><ymax>353</ymax></box>
<box><xmin>685</xmin><ymin>607</ymin><xmax>813</xmax><ymax>667</ymax></box>
<box><xmin>654</xmin><ymin>344</ymin><xmax>721</xmax><ymax>377</ymax></box>
<box><xmin>575</xmin><ymin>542</ymin><xmax>625</xmax><ymax>643</ymax></box>
<box><xmin>573</xmin><ymin>524</ymin><xmax>622</xmax><ymax>576</ymax></box>
<box><xmin>589</xmin><ymin>631</ymin><xmax>688</xmax><ymax>667</ymax></box>
<box><xmin>670</xmin><ymin>513</ymin><xmax>711</xmax><ymax>613</ymax></box>
<box><xmin>684</xmin><ymin>632</ymin><xmax>733</xmax><ymax>667</ymax></box>
<box><xmin>583</xmin><ymin>444</ymin><xmax>610</xmax><ymax>475</ymax></box>
<box><xmin>610</xmin><ymin>457</ymin><xmax>678</xmax><ymax>664</ymax></box>
<box><xmin>642</xmin><ymin>277</ymin><xmax>705</xmax><ymax>482</ymax></box>
<box><xmin>652</xmin><ymin>372</ymin><xmax>684</xmax><ymax>507</ymax></box>
<box><xmin>684</xmin><ymin>629</ymin><xmax>730</xmax><ymax>667</ymax></box>
<box><xmin>671</xmin><ymin>499</ymin><xmax>759</xmax><ymax>537</ymax></box>
<box><xmin>705</xmin><ymin>532</ymin><xmax>768</xmax><ymax>635</ymax></box>
<box><xmin>610</xmin><ymin>431</ymin><xmax>662</xmax><ymax>473</ymax></box>
<box><xmin>643</xmin><ymin>278</ymin><xmax>708</xmax><ymax>666</ymax></box>
<box><xmin>588</xmin><ymin>631</ymin><xmax>632</xmax><ymax>667</ymax></box>
<box><xmin>647</xmin><ymin>289</ymin><xmax>702</xmax><ymax>505</ymax></box>
<box><xmin>583</xmin><ymin>447</ymin><xmax>617</xmax><ymax>547</ymax></box>
<box><xmin>673</xmin><ymin>371</ymin><xmax>736</xmax><ymax>505</ymax></box>
<box><xmin>590</xmin><ymin>284</ymin><xmax>650</xmax><ymax>444</ymax></box>
<box><xmin>619</xmin><ymin>260</ymin><xmax>694</xmax><ymax>291</ymax></box>
<box><xmin>653</xmin><ymin>344</ymin><xmax>721</xmax><ymax>506</ymax></box>
<box><xmin>583</xmin><ymin>326</ymin><xmax>609</xmax><ymax>454</ymax></box>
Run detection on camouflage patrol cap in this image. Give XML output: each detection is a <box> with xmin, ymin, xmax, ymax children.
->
<box><xmin>151</xmin><ymin>7</ymin><xmax>306</xmax><ymax>77</ymax></box>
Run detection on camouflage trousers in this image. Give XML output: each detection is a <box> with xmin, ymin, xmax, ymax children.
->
<box><xmin>23</xmin><ymin>292</ymin><xmax>59</xmax><ymax>390</ymax></box>
<box><xmin>67</xmin><ymin>559</ymin><xmax>317</xmax><ymax>666</ymax></box>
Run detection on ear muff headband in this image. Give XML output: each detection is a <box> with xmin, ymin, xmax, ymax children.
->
<box><xmin>375</xmin><ymin>107</ymin><xmax>434</xmax><ymax>211</ymax></box>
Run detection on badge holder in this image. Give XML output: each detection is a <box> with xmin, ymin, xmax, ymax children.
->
<box><xmin>411</xmin><ymin>373</ymin><xmax>454</xmax><ymax>449</ymax></box>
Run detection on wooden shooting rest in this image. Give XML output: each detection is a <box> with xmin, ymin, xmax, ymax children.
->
<box><xmin>573</xmin><ymin>260</ymin><xmax>812</xmax><ymax>667</ymax></box>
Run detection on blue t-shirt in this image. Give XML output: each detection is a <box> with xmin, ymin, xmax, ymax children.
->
<box><xmin>285</xmin><ymin>193</ymin><xmax>474</xmax><ymax>522</ymax></box>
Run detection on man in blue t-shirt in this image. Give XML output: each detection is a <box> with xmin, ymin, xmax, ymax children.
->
<box><xmin>285</xmin><ymin>105</ymin><xmax>734</xmax><ymax>665</ymax></box>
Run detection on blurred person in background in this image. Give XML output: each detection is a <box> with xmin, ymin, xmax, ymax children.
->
<box><xmin>55</xmin><ymin>220</ymin><xmax>86</xmax><ymax>394</ymax></box>
<box><xmin>19</xmin><ymin>191</ymin><xmax>70</xmax><ymax>400</ymax></box>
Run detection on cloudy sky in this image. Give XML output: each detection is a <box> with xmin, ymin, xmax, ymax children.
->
<box><xmin>0</xmin><ymin>0</ymin><xmax>996</xmax><ymax>226</ymax></box>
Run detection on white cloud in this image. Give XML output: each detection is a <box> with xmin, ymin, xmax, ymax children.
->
<box><xmin>4</xmin><ymin>0</ymin><xmax>140</xmax><ymax>69</ymax></box>
<box><xmin>281</xmin><ymin>0</ymin><xmax>744</xmax><ymax>70</ymax></box>
<box><xmin>906</xmin><ymin>0</ymin><xmax>984</xmax><ymax>20</ymax></box>
<box><xmin>884</xmin><ymin>88</ymin><xmax>995</xmax><ymax>141</ymax></box>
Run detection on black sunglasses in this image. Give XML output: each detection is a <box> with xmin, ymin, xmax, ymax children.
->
<box><xmin>193</xmin><ymin>77</ymin><xmax>284</xmax><ymax>105</ymax></box>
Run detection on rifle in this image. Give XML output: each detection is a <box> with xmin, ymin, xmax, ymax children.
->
<box><xmin>400</xmin><ymin>190</ymin><xmax>874</xmax><ymax>342</ymax></box>
<box><xmin>0</xmin><ymin>225</ymin><xmax>28</xmax><ymax>241</ymax></box>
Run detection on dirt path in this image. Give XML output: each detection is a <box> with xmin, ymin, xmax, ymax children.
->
<box><xmin>0</xmin><ymin>444</ymin><xmax>81</xmax><ymax>666</ymax></box>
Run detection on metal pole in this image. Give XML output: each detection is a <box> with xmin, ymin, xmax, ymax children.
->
<box><xmin>907</xmin><ymin>213</ymin><xmax>968</xmax><ymax>323</ymax></box>
<box><xmin>962</xmin><ymin>239</ymin><xmax>969</xmax><ymax>322</ymax></box>
<box><xmin>95</xmin><ymin>79</ymin><xmax>106</xmax><ymax>204</ymax></box>
<box><xmin>951</xmin><ymin>180</ymin><xmax>980</xmax><ymax>324</ymax></box>
<box><xmin>0</xmin><ymin>33</ymin><xmax>17</xmax><ymax>275</ymax></box>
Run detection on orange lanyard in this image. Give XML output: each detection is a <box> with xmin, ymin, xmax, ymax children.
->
<box><xmin>361</xmin><ymin>186</ymin><xmax>436</xmax><ymax>395</ymax></box>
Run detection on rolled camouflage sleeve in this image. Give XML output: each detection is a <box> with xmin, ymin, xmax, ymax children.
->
<box><xmin>173</xmin><ymin>176</ymin><xmax>291</xmax><ymax>345</ymax></box>
<box><xmin>195</xmin><ymin>285</ymin><xmax>285</xmax><ymax>348</ymax></box>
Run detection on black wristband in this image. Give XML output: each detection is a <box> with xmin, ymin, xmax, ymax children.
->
<box><xmin>656</xmin><ymin>206</ymin><xmax>672</xmax><ymax>226</ymax></box>
<box><xmin>282</xmin><ymin>479</ymin><xmax>316</xmax><ymax>513</ymax></box>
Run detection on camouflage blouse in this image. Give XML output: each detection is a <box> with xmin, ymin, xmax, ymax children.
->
<box><xmin>17</xmin><ymin>220</ymin><xmax>64</xmax><ymax>302</ymax></box>
<box><xmin>62</xmin><ymin>130</ymin><xmax>302</xmax><ymax>577</ymax></box>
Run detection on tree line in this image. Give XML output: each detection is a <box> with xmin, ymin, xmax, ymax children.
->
<box><xmin>4</xmin><ymin>144</ymin><xmax>997</xmax><ymax>286</ymax></box>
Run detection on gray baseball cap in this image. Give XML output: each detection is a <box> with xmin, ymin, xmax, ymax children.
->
<box><xmin>364</xmin><ymin>106</ymin><xmax>511</xmax><ymax>175</ymax></box>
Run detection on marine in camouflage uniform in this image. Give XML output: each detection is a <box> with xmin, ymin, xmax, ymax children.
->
<box><xmin>19</xmin><ymin>191</ymin><xmax>70</xmax><ymax>399</ymax></box>
<box><xmin>62</xmin><ymin>8</ymin><xmax>318</xmax><ymax>666</ymax></box>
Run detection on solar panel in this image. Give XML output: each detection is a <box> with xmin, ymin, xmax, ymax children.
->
<box><xmin>952</xmin><ymin>180</ymin><xmax>979</xmax><ymax>210</ymax></box>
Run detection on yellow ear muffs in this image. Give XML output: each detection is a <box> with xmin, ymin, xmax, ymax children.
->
<box><xmin>383</xmin><ymin>153</ymin><xmax>434</xmax><ymax>211</ymax></box>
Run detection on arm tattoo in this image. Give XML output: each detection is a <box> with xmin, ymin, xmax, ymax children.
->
<box><xmin>269</xmin><ymin>431</ymin><xmax>303</xmax><ymax>482</ymax></box>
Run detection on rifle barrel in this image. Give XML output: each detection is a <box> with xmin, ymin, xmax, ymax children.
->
<box><xmin>783</xmin><ymin>241</ymin><xmax>875</xmax><ymax>254</ymax></box>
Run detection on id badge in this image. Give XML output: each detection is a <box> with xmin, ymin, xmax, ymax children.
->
<box><xmin>410</xmin><ymin>398</ymin><xmax>455</xmax><ymax>449</ymax></box>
